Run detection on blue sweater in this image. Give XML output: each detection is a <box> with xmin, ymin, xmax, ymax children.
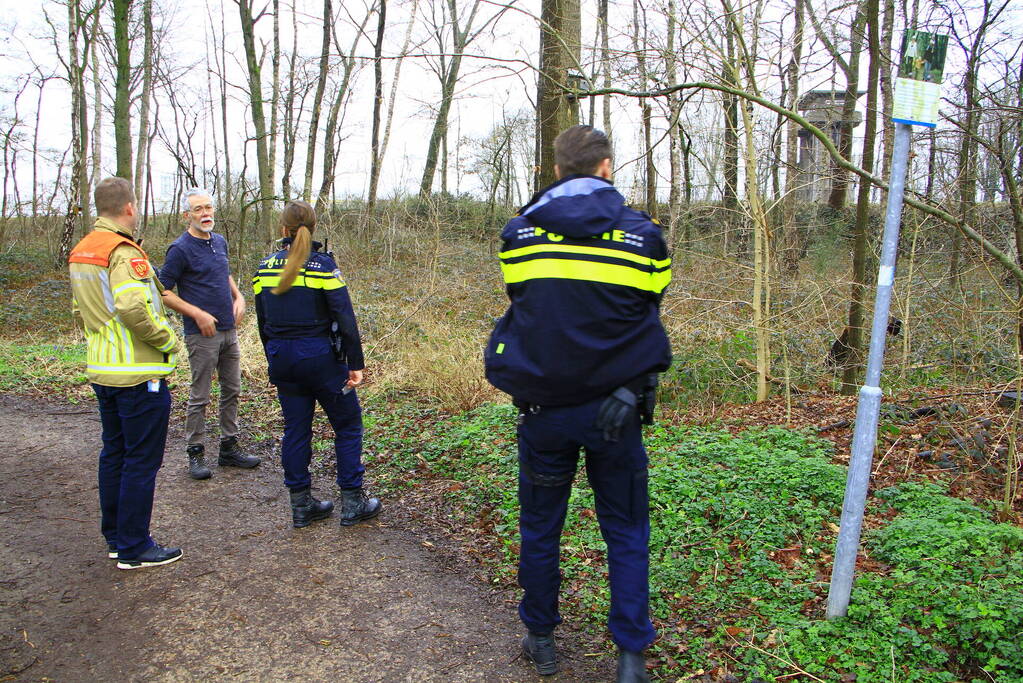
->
<box><xmin>158</xmin><ymin>231</ymin><xmax>235</xmax><ymax>336</ymax></box>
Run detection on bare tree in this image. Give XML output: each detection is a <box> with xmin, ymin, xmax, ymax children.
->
<box><xmin>807</xmin><ymin>0</ymin><xmax>867</xmax><ymax>211</ymax></box>
<box><xmin>632</xmin><ymin>0</ymin><xmax>656</xmax><ymax>217</ymax></box>
<box><xmin>535</xmin><ymin>0</ymin><xmax>579</xmax><ymax>191</ymax></box>
<box><xmin>419</xmin><ymin>0</ymin><xmax>514</xmax><ymax>197</ymax></box>
<box><xmin>367</xmin><ymin>0</ymin><xmax>387</xmax><ymax>214</ymax></box>
<box><xmin>132</xmin><ymin>0</ymin><xmax>153</xmax><ymax>207</ymax></box>
<box><xmin>112</xmin><ymin>0</ymin><xmax>133</xmax><ymax>177</ymax></box>
<box><xmin>368</xmin><ymin>0</ymin><xmax>421</xmax><ymax>212</ymax></box>
<box><xmin>780</xmin><ymin>0</ymin><xmax>804</xmax><ymax>273</ymax></box>
<box><xmin>315</xmin><ymin>5</ymin><xmax>371</xmax><ymax>212</ymax></box>
<box><xmin>49</xmin><ymin>0</ymin><xmax>103</xmax><ymax>265</ymax></box>
<box><xmin>841</xmin><ymin>0</ymin><xmax>880</xmax><ymax>394</ymax></box>
<box><xmin>944</xmin><ymin>0</ymin><xmax>1014</xmax><ymax>287</ymax></box>
<box><xmin>235</xmin><ymin>0</ymin><xmax>275</xmax><ymax>240</ymax></box>
<box><xmin>303</xmin><ymin>0</ymin><xmax>333</xmax><ymax>202</ymax></box>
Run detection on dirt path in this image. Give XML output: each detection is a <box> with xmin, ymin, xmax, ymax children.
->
<box><xmin>0</xmin><ymin>395</ymin><xmax>615</xmax><ymax>682</ymax></box>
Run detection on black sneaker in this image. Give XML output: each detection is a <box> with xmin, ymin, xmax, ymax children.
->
<box><xmin>107</xmin><ymin>543</ymin><xmax>118</xmax><ymax>559</ymax></box>
<box><xmin>522</xmin><ymin>631</ymin><xmax>557</xmax><ymax>676</ymax></box>
<box><xmin>116</xmin><ymin>543</ymin><xmax>183</xmax><ymax>570</ymax></box>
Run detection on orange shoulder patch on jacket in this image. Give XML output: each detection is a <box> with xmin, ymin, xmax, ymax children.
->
<box><xmin>129</xmin><ymin>258</ymin><xmax>151</xmax><ymax>278</ymax></box>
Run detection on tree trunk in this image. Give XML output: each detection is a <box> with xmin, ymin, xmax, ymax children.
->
<box><xmin>31</xmin><ymin>75</ymin><xmax>49</xmax><ymax>217</ymax></box>
<box><xmin>370</xmin><ymin>0</ymin><xmax>418</xmax><ymax>211</ymax></box>
<box><xmin>112</xmin><ymin>0</ymin><xmax>134</xmax><ymax>179</ymax></box>
<box><xmin>666</xmin><ymin>0</ymin><xmax>682</xmax><ymax>241</ymax></box>
<box><xmin>632</xmin><ymin>0</ymin><xmax>656</xmax><ymax>217</ymax></box>
<box><xmin>303</xmin><ymin>0</ymin><xmax>332</xmax><ymax>202</ymax></box>
<box><xmin>316</xmin><ymin>23</ymin><xmax>365</xmax><ymax>214</ymax></box>
<box><xmin>781</xmin><ymin>0</ymin><xmax>803</xmax><ymax>273</ymax></box>
<box><xmin>722</xmin><ymin>28</ymin><xmax>739</xmax><ymax>250</ymax></box>
<box><xmin>133</xmin><ymin>0</ymin><xmax>153</xmax><ymax>200</ymax></box>
<box><xmin>827</xmin><ymin>3</ymin><xmax>866</xmax><ymax>211</ymax></box>
<box><xmin>841</xmin><ymin>0</ymin><xmax>880</xmax><ymax>394</ymax></box>
<box><xmin>599</xmin><ymin>0</ymin><xmax>612</xmax><ymax>153</ymax></box>
<box><xmin>281</xmin><ymin>0</ymin><xmax>300</xmax><ymax>199</ymax></box>
<box><xmin>89</xmin><ymin>12</ymin><xmax>101</xmax><ymax>190</ymax></box>
<box><xmin>535</xmin><ymin>0</ymin><xmax>581</xmax><ymax>191</ymax></box>
<box><xmin>236</xmin><ymin>0</ymin><xmax>275</xmax><ymax>240</ymax></box>
<box><xmin>953</xmin><ymin>1</ymin><xmax>999</xmax><ymax>288</ymax></box>
<box><xmin>58</xmin><ymin>0</ymin><xmax>93</xmax><ymax>266</ymax></box>
<box><xmin>878</xmin><ymin>0</ymin><xmax>895</xmax><ymax>183</ymax></box>
<box><xmin>268</xmin><ymin>0</ymin><xmax>281</xmax><ymax>206</ymax></box>
<box><xmin>420</xmin><ymin>54</ymin><xmax>463</xmax><ymax>198</ymax></box>
<box><xmin>367</xmin><ymin>0</ymin><xmax>386</xmax><ymax>214</ymax></box>
<box><xmin>722</xmin><ymin>0</ymin><xmax>771</xmax><ymax>400</ymax></box>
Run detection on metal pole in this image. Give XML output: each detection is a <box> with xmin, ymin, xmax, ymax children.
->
<box><xmin>826</xmin><ymin>122</ymin><xmax>913</xmax><ymax>619</ymax></box>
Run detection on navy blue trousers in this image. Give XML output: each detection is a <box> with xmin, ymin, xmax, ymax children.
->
<box><xmin>516</xmin><ymin>397</ymin><xmax>655</xmax><ymax>653</ymax></box>
<box><xmin>93</xmin><ymin>379</ymin><xmax>170</xmax><ymax>560</ymax></box>
<box><xmin>265</xmin><ymin>338</ymin><xmax>364</xmax><ymax>491</ymax></box>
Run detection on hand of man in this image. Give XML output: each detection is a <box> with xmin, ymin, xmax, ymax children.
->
<box><xmin>232</xmin><ymin>296</ymin><xmax>246</xmax><ymax>325</ymax></box>
<box><xmin>346</xmin><ymin>369</ymin><xmax>363</xmax><ymax>389</ymax></box>
<box><xmin>195</xmin><ymin>309</ymin><xmax>218</xmax><ymax>337</ymax></box>
<box><xmin>595</xmin><ymin>386</ymin><xmax>638</xmax><ymax>442</ymax></box>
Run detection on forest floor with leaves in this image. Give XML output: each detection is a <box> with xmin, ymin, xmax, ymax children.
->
<box><xmin>0</xmin><ymin>392</ymin><xmax>616</xmax><ymax>682</ymax></box>
<box><xmin>2</xmin><ymin>231</ymin><xmax>1022</xmax><ymax>681</ymax></box>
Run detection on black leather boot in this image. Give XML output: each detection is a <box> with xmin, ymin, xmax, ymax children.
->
<box><xmin>218</xmin><ymin>436</ymin><xmax>261</xmax><ymax>468</ymax></box>
<box><xmin>338</xmin><ymin>487</ymin><xmax>381</xmax><ymax>526</ymax></box>
<box><xmin>187</xmin><ymin>444</ymin><xmax>212</xmax><ymax>480</ymax></box>
<box><xmin>290</xmin><ymin>488</ymin><xmax>334</xmax><ymax>528</ymax></box>
<box><xmin>616</xmin><ymin>650</ymin><xmax>649</xmax><ymax>683</ymax></box>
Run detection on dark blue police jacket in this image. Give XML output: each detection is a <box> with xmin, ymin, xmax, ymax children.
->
<box><xmin>253</xmin><ymin>241</ymin><xmax>365</xmax><ymax>370</ymax></box>
<box><xmin>484</xmin><ymin>174</ymin><xmax>672</xmax><ymax>406</ymax></box>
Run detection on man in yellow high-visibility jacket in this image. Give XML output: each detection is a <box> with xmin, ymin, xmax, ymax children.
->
<box><xmin>69</xmin><ymin>176</ymin><xmax>183</xmax><ymax>570</ymax></box>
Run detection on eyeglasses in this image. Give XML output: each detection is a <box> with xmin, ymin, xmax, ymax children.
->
<box><xmin>189</xmin><ymin>204</ymin><xmax>214</xmax><ymax>213</ymax></box>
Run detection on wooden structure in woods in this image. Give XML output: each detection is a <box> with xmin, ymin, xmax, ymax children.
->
<box><xmin>796</xmin><ymin>90</ymin><xmax>865</xmax><ymax>202</ymax></box>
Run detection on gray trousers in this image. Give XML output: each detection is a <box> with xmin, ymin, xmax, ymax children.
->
<box><xmin>184</xmin><ymin>329</ymin><xmax>241</xmax><ymax>446</ymax></box>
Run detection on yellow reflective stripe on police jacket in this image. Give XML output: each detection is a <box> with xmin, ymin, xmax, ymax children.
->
<box><xmin>253</xmin><ymin>268</ymin><xmax>345</xmax><ymax>294</ymax></box>
<box><xmin>499</xmin><ymin>243</ymin><xmax>671</xmax><ymax>294</ymax></box>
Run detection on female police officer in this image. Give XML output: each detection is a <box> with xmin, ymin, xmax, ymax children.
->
<box><xmin>253</xmin><ymin>200</ymin><xmax>381</xmax><ymax>528</ymax></box>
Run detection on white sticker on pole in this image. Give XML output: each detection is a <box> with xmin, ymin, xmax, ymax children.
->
<box><xmin>878</xmin><ymin>265</ymin><xmax>895</xmax><ymax>286</ymax></box>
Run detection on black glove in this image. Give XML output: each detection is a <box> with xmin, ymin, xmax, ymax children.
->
<box><xmin>595</xmin><ymin>386</ymin><xmax>638</xmax><ymax>442</ymax></box>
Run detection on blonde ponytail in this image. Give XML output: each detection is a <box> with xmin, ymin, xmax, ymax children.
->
<box><xmin>273</xmin><ymin>200</ymin><xmax>318</xmax><ymax>295</ymax></box>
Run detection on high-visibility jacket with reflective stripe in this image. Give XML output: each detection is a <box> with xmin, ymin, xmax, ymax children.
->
<box><xmin>253</xmin><ymin>243</ymin><xmax>365</xmax><ymax>370</ymax></box>
<box><xmin>485</xmin><ymin>174</ymin><xmax>672</xmax><ymax>406</ymax></box>
<box><xmin>69</xmin><ymin>220</ymin><xmax>180</xmax><ymax>387</ymax></box>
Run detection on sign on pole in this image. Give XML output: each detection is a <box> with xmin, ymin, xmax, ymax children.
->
<box><xmin>892</xmin><ymin>30</ymin><xmax>949</xmax><ymax>127</ymax></box>
<box><xmin>825</xmin><ymin>30</ymin><xmax>948</xmax><ymax>620</ymax></box>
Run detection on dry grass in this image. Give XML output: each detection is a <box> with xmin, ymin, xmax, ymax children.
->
<box><xmin>2</xmin><ymin>202</ymin><xmax>1021</xmax><ymax>413</ymax></box>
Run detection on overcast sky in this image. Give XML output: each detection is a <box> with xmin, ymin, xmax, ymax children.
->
<box><xmin>1</xmin><ymin>0</ymin><xmax>1020</xmax><ymax>212</ymax></box>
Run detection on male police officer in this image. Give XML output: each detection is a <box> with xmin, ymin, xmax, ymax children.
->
<box><xmin>69</xmin><ymin>177</ymin><xmax>183</xmax><ymax>570</ymax></box>
<box><xmin>485</xmin><ymin>126</ymin><xmax>671</xmax><ymax>682</ymax></box>
<box><xmin>159</xmin><ymin>188</ymin><xmax>260</xmax><ymax>479</ymax></box>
